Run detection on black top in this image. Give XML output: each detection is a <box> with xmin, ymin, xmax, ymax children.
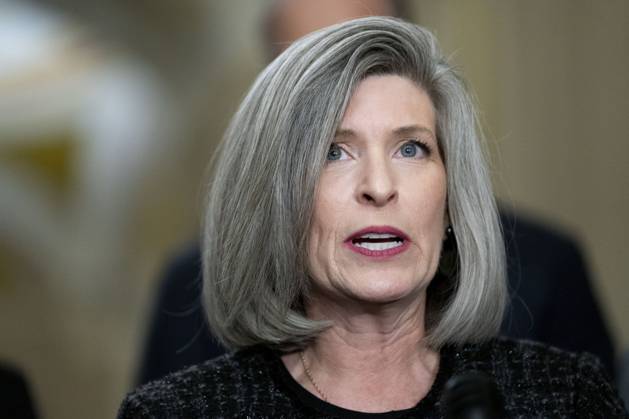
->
<box><xmin>119</xmin><ymin>338</ymin><xmax>628</xmax><ymax>418</ymax></box>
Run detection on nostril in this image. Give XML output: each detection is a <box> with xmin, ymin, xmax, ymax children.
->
<box><xmin>360</xmin><ymin>190</ymin><xmax>397</xmax><ymax>205</ymax></box>
<box><xmin>362</xmin><ymin>192</ymin><xmax>375</xmax><ymax>202</ymax></box>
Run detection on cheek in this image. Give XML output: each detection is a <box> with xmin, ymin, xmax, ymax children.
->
<box><xmin>405</xmin><ymin>167</ymin><xmax>446</xmax><ymax>215</ymax></box>
<box><xmin>307</xmin><ymin>174</ymin><xmax>355</xmax><ymax>286</ymax></box>
<box><xmin>309</xmin><ymin>173</ymin><xmax>346</xmax><ymax>247</ymax></box>
<box><xmin>308</xmin><ymin>193</ymin><xmax>341</xmax><ymax>281</ymax></box>
<box><xmin>307</xmin><ymin>218</ymin><xmax>345</xmax><ymax>293</ymax></box>
<box><xmin>426</xmin><ymin>167</ymin><xmax>447</xmax><ymax>218</ymax></box>
<box><xmin>406</xmin><ymin>171</ymin><xmax>448</xmax><ymax>261</ymax></box>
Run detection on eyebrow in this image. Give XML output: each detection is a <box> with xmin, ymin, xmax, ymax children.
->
<box><xmin>334</xmin><ymin>128</ymin><xmax>356</xmax><ymax>140</ymax></box>
<box><xmin>393</xmin><ymin>125</ymin><xmax>436</xmax><ymax>139</ymax></box>
<box><xmin>334</xmin><ymin>125</ymin><xmax>436</xmax><ymax>140</ymax></box>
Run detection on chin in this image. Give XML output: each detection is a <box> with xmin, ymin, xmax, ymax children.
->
<box><xmin>343</xmin><ymin>271</ymin><xmax>427</xmax><ymax>305</ymax></box>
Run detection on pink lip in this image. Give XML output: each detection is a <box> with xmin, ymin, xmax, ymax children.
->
<box><xmin>344</xmin><ymin>226</ymin><xmax>411</xmax><ymax>258</ymax></box>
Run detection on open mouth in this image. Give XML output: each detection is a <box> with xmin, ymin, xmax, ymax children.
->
<box><xmin>352</xmin><ymin>233</ymin><xmax>405</xmax><ymax>251</ymax></box>
<box><xmin>345</xmin><ymin>227</ymin><xmax>410</xmax><ymax>257</ymax></box>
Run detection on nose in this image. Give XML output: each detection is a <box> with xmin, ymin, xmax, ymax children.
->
<box><xmin>356</xmin><ymin>156</ymin><xmax>398</xmax><ymax>206</ymax></box>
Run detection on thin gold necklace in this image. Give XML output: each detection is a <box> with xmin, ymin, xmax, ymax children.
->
<box><xmin>299</xmin><ymin>350</ymin><xmax>328</xmax><ymax>401</ymax></box>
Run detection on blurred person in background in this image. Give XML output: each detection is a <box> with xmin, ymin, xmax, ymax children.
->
<box><xmin>119</xmin><ymin>17</ymin><xmax>627</xmax><ymax>417</ymax></box>
<box><xmin>0</xmin><ymin>363</ymin><xmax>38</xmax><ymax>419</ymax></box>
<box><xmin>135</xmin><ymin>0</ymin><xmax>615</xmax><ymax>389</ymax></box>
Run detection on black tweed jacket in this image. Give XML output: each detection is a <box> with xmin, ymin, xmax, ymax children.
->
<box><xmin>119</xmin><ymin>338</ymin><xmax>628</xmax><ymax>418</ymax></box>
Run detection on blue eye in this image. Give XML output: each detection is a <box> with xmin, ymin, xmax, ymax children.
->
<box><xmin>327</xmin><ymin>143</ymin><xmax>345</xmax><ymax>161</ymax></box>
<box><xmin>398</xmin><ymin>140</ymin><xmax>429</xmax><ymax>159</ymax></box>
<box><xmin>401</xmin><ymin>142</ymin><xmax>418</xmax><ymax>157</ymax></box>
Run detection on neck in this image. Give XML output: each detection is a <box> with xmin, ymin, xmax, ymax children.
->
<box><xmin>308</xmin><ymin>289</ymin><xmax>429</xmax><ymax>365</ymax></box>
<box><xmin>282</xmin><ymin>289</ymin><xmax>440</xmax><ymax>413</ymax></box>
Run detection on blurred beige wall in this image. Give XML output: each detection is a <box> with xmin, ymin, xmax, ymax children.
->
<box><xmin>410</xmin><ymin>0</ymin><xmax>629</xmax><ymax>349</ymax></box>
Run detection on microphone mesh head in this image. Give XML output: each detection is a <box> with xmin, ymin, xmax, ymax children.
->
<box><xmin>441</xmin><ymin>371</ymin><xmax>505</xmax><ymax>419</ymax></box>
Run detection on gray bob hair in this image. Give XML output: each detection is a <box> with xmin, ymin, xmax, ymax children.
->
<box><xmin>202</xmin><ymin>16</ymin><xmax>506</xmax><ymax>350</ymax></box>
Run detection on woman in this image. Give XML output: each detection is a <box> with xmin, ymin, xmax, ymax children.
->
<box><xmin>119</xmin><ymin>17</ymin><xmax>628</xmax><ymax>418</ymax></box>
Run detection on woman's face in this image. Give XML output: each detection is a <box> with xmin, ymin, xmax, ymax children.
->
<box><xmin>307</xmin><ymin>75</ymin><xmax>447</xmax><ymax>306</ymax></box>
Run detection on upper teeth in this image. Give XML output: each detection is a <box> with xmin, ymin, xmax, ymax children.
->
<box><xmin>355</xmin><ymin>241</ymin><xmax>403</xmax><ymax>251</ymax></box>
<box><xmin>359</xmin><ymin>233</ymin><xmax>398</xmax><ymax>239</ymax></box>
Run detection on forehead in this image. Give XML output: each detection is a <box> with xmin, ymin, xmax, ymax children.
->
<box><xmin>339</xmin><ymin>75</ymin><xmax>436</xmax><ymax>135</ymax></box>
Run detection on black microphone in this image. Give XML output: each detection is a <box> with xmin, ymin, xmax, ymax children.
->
<box><xmin>441</xmin><ymin>371</ymin><xmax>505</xmax><ymax>419</ymax></box>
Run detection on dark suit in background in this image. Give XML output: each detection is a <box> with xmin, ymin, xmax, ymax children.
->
<box><xmin>0</xmin><ymin>363</ymin><xmax>38</xmax><ymax>419</ymax></box>
<box><xmin>136</xmin><ymin>210</ymin><xmax>615</xmax><ymax>385</ymax></box>
<box><xmin>499</xmin><ymin>209</ymin><xmax>614</xmax><ymax>370</ymax></box>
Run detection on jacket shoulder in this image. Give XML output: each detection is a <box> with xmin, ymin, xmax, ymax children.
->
<box><xmin>453</xmin><ymin>338</ymin><xmax>628</xmax><ymax>417</ymax></box>
<box><xmin>117</xmin><ymin>347</ymin><xmax>272</xmax><ymax>418</ymax></box>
